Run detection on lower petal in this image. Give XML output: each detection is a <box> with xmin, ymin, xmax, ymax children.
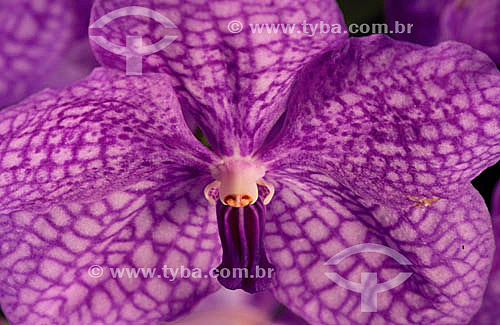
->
<box><xmin>470</xmin><ymin>204</ymin><xmax>500</xmax><ymax>324</ymax></box>
<box><xmin>264</xmin><ymin>169</ymin><xmax>494</xmax><ymax>324</ymax></box>
<box><xmin>0</xmin><ymin>175</ymin><xmax>221</xmax><ymax>324</ymax></box>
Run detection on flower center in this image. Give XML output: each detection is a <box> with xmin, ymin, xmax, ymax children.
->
<box><xmin>204</xmin><ymin>158</ymin><xmax>274</xmax><ymax>207</ymax></box>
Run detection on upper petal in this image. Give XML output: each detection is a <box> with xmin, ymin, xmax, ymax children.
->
<box><xmin>263</xmin><ymin>168</ymin><xmax>494</xmax><ymax>325</ymax></box>
<box><xmin>440</xmin><ymin>0</ymin><xmax>500</xmax><ymax>64</ymax></box>
<box><xmin>258</xmin><ymin>35</ymin><xmax>500</xmax><ymax>208</ymax></box>
<box><xmin>0</xmin><ymin>67</ymin><xmax>216</xmax><ymax>213</ymax></box>
<box><xmin>384</xmin><ymin>0</ymin><xmax>448</xmax><ymax>46</ymax></box>
<box><xmin>0</xmin><ymin>0</ymin><xmax>96</xmax><ymax>107</ymax></box>
<box><xmin>89</xmin><ymin>0</ymin><xmax>347</xmax><ymax>156</ymax></box>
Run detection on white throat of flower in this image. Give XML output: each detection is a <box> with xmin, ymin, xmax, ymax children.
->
<box><xmin>204</xmin><ymin>158</ymin><xmax>274</xmax><ymax>207</ymax></box>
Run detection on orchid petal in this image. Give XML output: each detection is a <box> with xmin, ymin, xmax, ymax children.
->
<box><xmin>0</xmin><ymin>0</ymin><xmax>96</xmax><ymax>107</ymax></box>
<box><xmin>0</xmin><ymin>176</ymin><xmax>221</xmax><ymax>324</ymax></box>
<box><xmin>258</xmin><ymin>35</ymin><xmax>500</xmax><ymax>208</ymax></box>
<box><xmin>440</xmin><ymin>0</ymin><xmax>500</xmax><ymax>65</ymax></box>
<box><xmin>386</xmin><ymin>0</ymin><xmax>500</xmax><ymax>64</ymax></box>
<box><xmin>470</xmin><ymin>179</ymin><xmax>500</xmax><ymax>324</ymax></box>
<box><xmin>264</xmin><ymin>168</ymin><xmax>494</xmax><ymax>325</ymax></box>
<box><xmin>384</xmin><ymin>0</ymin><xmax>449</xmax><ymax>46</ymax></box>
<box><xmin>89</xmin><ymin>0</ymin><xmax>347</xmax><ymax>156</ymax></box>
<box><xmin>0</xmin><ymin>68</ymin><xmax>221</xmax><ymax>323</ymax></box>
<box><xmin>0</xmin><ymin>67</ymin><xmax>215</xmax><ymax>212</ymax></box>
<box><xmin>470</xmin><ymin>216</ymin><xmax>500</xmax><ymax>324</ymax></box>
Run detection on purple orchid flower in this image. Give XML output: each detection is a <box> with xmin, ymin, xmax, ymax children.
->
<box><xmin>470</xmin><ymin>180</ymin><xmax>500</xmax><ymax>324</ymax></box>
<box><xmin>0</xmin><ymin>0</ymin><xmax>97</xmax><ymax>108</ymax></box>
<box><xmin>0</xmin><ymin>0</ymin><xmax>500</xmax><ymax>324</ymax></box>
<box><xmin>385</xmin><ymin>0</ymin><xmax>500</xmax><ymax>64</ymax></box>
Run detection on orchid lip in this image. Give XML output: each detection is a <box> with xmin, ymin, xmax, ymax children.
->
<box><xmin>215</xmin><ymin>198</ymin><xmax>275</xmax><ymax>293</ymax></box>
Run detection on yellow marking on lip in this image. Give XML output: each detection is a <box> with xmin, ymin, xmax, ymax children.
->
<box><xmin>408</xmin><ymin>196</ymin><xmax>441</xmax><ymax>207</ymax></box>
<box><xmin>224</xmin><ymin>194</ymin><xmax>253</xmax><ymax>207</ymax></box>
